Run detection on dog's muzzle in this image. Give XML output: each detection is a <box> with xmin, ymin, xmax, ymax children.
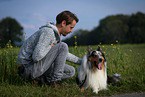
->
<box><xmin>94</xmin><ymin>60</ymin><xmax>102</xmax><ymax>70</ymax></box>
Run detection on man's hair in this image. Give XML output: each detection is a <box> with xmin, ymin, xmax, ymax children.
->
<box><xmin>56</xmin><ymin>10</ymin><xmax>79</xmax><ymax>25</ymax></box>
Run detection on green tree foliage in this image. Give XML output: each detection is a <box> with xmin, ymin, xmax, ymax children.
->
<box><xmin>64</xmin><ymin>12</ymin><xmax>145</xmax><ymax>45</ymax></box>
<box><xmin>95</xmin><ymin>14</ymin><xmax>129</xmax><ymax>44</ymax></box>
<box><xmin>64</xmin><ymin>29</ymin><xmax>89</xmax><ymax>46</ymax></box>
<box><xmin>0</xmin><ymin>17</ymin><xmax>23</xmax><ymax>48</ymax></box>
<box><xmin>128</xmin><ymin>12</ymin><xmax>145</xmax><ymax>43</ymax></box>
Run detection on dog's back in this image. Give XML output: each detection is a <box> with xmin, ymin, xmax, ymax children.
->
<box><xmin>76</xmin><ymin>54</ymin><xmax>90</xmax><ymax>89</ymax></box>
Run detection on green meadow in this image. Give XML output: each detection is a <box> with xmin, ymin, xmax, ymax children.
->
<box><xmin>0</xmin><ymin>44</ymin><xmax>145</xmax><ymax>97</ymax></box>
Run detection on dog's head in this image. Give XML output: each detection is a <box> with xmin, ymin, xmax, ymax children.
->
<box><xmin>87</xmin><ymin>45</ymin><xmax>106</xmax><ymax>71</ymax></box>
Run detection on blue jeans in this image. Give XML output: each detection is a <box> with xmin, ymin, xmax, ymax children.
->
<box><xmin>18</xmin><ymin>42</ymin><xmax>75</xmax><ymax>82</ymax></box>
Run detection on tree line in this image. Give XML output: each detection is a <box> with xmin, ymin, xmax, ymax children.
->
<box><xmin>0</xmin><ymin>17</ymin><xmax>23</xmax><ymax>48</ymax></box>
<box><xmin>64</xmin><ymin>12</ymin><xmax>145</xmax><ymax>46</ymax></box>
<box><xmin>0</xmin><ymin>12</ymin><xmax>145</xmax><ymax>48</ymax></box>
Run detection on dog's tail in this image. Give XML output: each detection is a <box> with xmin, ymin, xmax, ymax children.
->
<box><xmin>76</xmin><ymin>74</ymin><xmax>87</xmax><ymax>88</ymax></box>
<box><xmin>107</xmin><ymin>73</ymin><xmax>122</xmax><ymax>86</ymax></box>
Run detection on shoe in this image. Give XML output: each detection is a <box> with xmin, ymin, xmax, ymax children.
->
<box><xmin>18</xmin><ymin>65</ymin><xmax>25</xmax><ymax>76</ymax></box>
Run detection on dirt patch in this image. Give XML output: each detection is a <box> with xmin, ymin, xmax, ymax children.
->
<box><xmin>111</xmin><ymin>92</ymin><xmax>145</xmax><ymax>97</ymax></box>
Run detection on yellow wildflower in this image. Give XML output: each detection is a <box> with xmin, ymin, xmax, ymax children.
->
<box><xmin>113</xmin><ymin>46</ymin><xmax>116</xmax><ymax>48</ymax></box>
<box><xmin>111</xmin><ymin>44</ymin><xmax>113</xmax><ymax>46</ymax></box>
<box><xmin>116</xmin><ymin>40</ymin><xmax>118</xmax><ymax>43</ymax></box>
<box><xmin>74</xmin><ymin>46</ymin><xmax>77</xmax><ymax>48</ymax></box>
<box><xmin>74</xmin><ymin>36</ymin><xmax>77</xmax><ymax>38</ymax></box>
<box><xmin>103</xmin><ymin>51</ymin><xmax>106</xmax><ymax>54</ymax></box>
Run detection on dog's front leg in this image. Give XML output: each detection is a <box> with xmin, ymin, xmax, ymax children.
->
<box><xmin>93</xmin><ymin>88</ymin><xmax>99</xmax><ymax>94</ymax></box>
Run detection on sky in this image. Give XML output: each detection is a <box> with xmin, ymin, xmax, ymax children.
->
<box><xmin>0</xmin><ymin>0</ymin><xmax>145</xmax><ymax>39</ymax></box>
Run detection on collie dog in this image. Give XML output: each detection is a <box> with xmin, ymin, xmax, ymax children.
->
<box><xmin>76</xmin><ymin>45</ymin><xmax>107</xmax><ymax>94</ymax></box>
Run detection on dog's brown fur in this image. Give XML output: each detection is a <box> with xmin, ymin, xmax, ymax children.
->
<box><xmin>89</xmin><ymin>52</ymin><xmax>105</xmax><ymax>72</ymax></box>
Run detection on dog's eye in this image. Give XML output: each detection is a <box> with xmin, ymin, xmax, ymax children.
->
<box><xmin>99</xmin><ymin>58</ymin><xmax>103</xmax><ymax>62</ymax></box>
<box><xmin>94</xmin><ymin>55</ymin><xmax>98</xmax><ymax>57</ymax></box>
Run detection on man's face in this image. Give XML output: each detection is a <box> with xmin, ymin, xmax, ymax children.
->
<box><xmin>61</xmin><ymin>20</ymin><xmax>76</xmax><ymax>36</ymax></box>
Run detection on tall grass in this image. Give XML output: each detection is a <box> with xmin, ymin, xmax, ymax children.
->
<box><xmin>0</xmin><ymin>47</ymin><xmax>22</xmax><ymax>84</ymax></box>
<box><xmin>103</xmin><ymin>44</ymin><xmax>145</xmax><ymax>87</ymax></box>
<box><xmin>0</xmin><ymin>43</ymin><xmax>145</xmax><ymax>96</ymax></box>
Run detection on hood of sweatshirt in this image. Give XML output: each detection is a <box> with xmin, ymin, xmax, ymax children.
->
<box><xmin>39</xmin><ymin>22</ymin><xmax>62</xmax><ymax>43</ymax></box>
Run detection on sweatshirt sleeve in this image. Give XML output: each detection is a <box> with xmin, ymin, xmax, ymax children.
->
<box><xmin>32</xmin><ymin>28</ymin><xmax>55</xmax><ymax>62</ymax></box>
<box><xmin>66</xmin><ymin>52</ymin><xmax>82</xmax><ymax>65</ymax></box>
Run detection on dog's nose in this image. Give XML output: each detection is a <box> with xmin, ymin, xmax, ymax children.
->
<box><xmin>99</xmin><ymin>58</ymin><xmax>103</xmax><ymax>62</ymax></box>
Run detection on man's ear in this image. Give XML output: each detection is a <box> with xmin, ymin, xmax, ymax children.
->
<box><xmin>62</xmin><ymin>20</ymin><xmax>66</xmax><ymax>27</ymax></box>
<box><xmin>88</xmin><ymin>45</ymin><xmax>92</xmax><ymax>55</ymax></box>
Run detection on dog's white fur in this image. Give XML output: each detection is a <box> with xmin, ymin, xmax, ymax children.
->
<box><xmin>88</xmin><ymin>65</ymin><xmax>107</xmax><ymax>93</ymax></box>
<box><xmin>77</xmin><ymin>52</ymin><xmax>107</xmax><ymax>94</ymax></box>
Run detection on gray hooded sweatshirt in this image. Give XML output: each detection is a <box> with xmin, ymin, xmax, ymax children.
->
<box><xmin>17</xmin><ymin>22</ymin><xmax>82</xmax><ymax>65</ymax></box>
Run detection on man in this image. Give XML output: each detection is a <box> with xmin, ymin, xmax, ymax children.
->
<box><xmin>17</xmin><ymin>11</ymin><xmax>82</xmax><ymax>85</ymax></box>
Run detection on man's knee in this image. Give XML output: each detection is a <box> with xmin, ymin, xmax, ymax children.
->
<box><xmin>63</xmin><ymin>65</ymin><xmax>75</xmax><ymax>79</ymax></box>
<box><xmin>70</xmin><ymin>67</ymin><xmax>75</xmax><ymax>77</ymax></box>
<box><xmin>59</xmin><ymin>42</ymin><xmax>68</xmax><ymax>51</ymax></box>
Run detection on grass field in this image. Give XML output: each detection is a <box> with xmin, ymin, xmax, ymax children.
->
<box><xmin>0</xmin><ymin>44</ymin><xmax>145</xmax><ymax>97</ymax></box>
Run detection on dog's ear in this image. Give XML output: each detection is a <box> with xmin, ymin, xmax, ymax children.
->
<box><xmin>97</xmin><ymin>45</ymin><xmax>107</xmax><ymax>61</ymax></box>
<box><xmin>88</xmin><ymin>45</ymin><xmax>92</xmax><ymax>55</ymax></box>
<box><xmin>97</xmin><ymin>45</ymin><xmax>102</xmax><ymax>51</ymax></box>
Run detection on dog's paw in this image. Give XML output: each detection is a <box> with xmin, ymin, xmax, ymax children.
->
<box><xmin>93</xmin><ymin>90</ymin><xmax>98</xmax><ymax>94</ymax></box>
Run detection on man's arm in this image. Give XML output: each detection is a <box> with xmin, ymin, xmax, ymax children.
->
<box><xmin>32</xmin><ymin>28</ymin><xmax>55</xmax><ymax>62</ymax></box>
<box><xmin>66</xmin><ymin>52</ymin><xmax>82</xmax><ymax>65</ymax></box>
